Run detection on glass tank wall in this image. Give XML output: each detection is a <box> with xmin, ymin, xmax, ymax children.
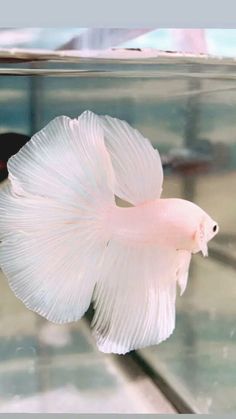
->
<box><xmin>0</xmin><ymin>56</ymin><xmax>235</xmax><ymax>413</ymax></box>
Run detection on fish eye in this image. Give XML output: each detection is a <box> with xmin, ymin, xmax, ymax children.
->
<box><xmin>213</xmin><ymin>224</ymin><xmax>217</xmax><ymax>232</ymax></box>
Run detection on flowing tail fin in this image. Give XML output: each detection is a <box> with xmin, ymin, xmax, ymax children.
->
<box><xmin>0</xmin><ymin>111</ymin><xmax>187</xmax><ymax>354</ymax></box>
<box><xmin>0</xmin><ymin>111</ymin><xmax>115</xmax><ymax>323</ymax></box>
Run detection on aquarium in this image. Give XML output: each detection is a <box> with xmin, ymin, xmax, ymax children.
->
<box><xmin>0</xmin><ymin>53</ymin><xmax>235</xmax><ymax>413</ymax></box>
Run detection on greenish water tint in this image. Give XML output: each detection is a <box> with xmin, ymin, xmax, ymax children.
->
<box><xmin>0</xmin><ymin>57</ymin><xmax>236</xmax><ymax>413</ymax></box>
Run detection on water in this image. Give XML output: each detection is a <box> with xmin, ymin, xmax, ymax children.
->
<box><xmin>0</xmin><ymin>55</ymin><xmax>236</xmax><ymax>413</ymax></box>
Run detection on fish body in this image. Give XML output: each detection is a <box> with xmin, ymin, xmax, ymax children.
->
<box><xmin>109</xmin><ymin>198</ymin><xmax>217</xmax><ymax>253</ymax></box>
<box><xmin>0</xmin><ymin>111</ymin><xmax>218</xmax><ymax>354</ymax></box>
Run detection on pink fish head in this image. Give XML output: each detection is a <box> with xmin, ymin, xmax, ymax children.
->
<box><xmin>192</xmin><ymin>210</ymin><xmax>219</xmax><ymax>257</ymax></box>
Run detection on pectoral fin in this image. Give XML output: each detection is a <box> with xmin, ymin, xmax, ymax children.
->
<box><xmin>193</xmin><ymin>221</ymin><xmax>208</xmax><ymax>257</ymax></box>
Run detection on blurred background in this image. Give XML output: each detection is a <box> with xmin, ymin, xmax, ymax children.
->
<box><xmin>0</xmin><ymin>28</ymin><xmax>236</xmax><ymax>414</ymax></box>
<box><xmin>0</xmin><ymin>28</ymin><xmax>236</xmax><ymax>56</ymax></box>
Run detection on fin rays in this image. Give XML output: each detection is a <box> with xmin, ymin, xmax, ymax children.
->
<box><xmin>0</xmin><ymin>111</ymin><xmax>114</xmax><ymax>323</ymax></box>
<box><xmin>92</xmin><ymin>242</ymin><xmax>177</xmax><ymax>354</ymax></box>
<box><xmin>0</xmin><ymin>110</ymin><xmax>192</xmax><ymax>353</ymax></box>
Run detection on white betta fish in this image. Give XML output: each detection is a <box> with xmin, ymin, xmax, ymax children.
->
<box><xmin>0</xmin><ymin>111</ymin><xmax>218</xmax><ymax>354</ymax></box>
